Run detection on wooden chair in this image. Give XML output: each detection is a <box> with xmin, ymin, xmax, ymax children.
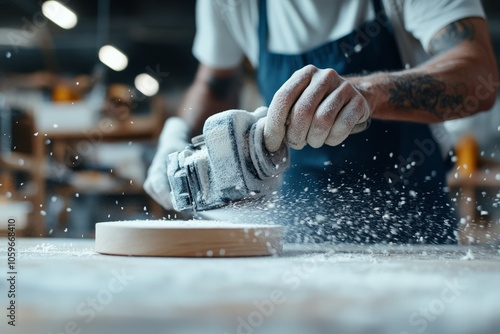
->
<box><xmin>447</xmin><ymin>134</ymin><xmax>500</xmax><ymax>245</ymax></box>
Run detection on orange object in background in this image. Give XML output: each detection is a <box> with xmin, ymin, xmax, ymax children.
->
<box><xmin>52</xmin><ymin>83</ymin><xmax>82</xmax><ymax>102</ymax></box>
<box><xmin>455</xmin><ymin>133</ymin><xmax>478</xmax><ymax>175</ymax></box>
<box><xmin>102</xmin><ymin>84</ymin><xmax>132</xmax><ymax>122</ymax></box>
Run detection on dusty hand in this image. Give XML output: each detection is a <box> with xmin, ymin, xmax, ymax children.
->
<box><xmin>264</xmin><ymin>65</ymin><xmax>371</xmax><ymax>152</ymax></box>
<box><xmin>144</xmin><ymin>117</ymin><xmax>190</xmax><ymax>210</ymax></box>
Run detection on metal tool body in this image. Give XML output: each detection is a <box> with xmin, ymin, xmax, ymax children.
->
<box><xmin>167</xmin><ymin>109</ymin><xmax>290</xmax><ymax>211</ymax></box>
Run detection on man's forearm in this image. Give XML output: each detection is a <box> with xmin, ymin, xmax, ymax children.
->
<box><xmin>352</xmin><ymin>18</ymin><xmax>498</xmax><ymax>123</ymax></box>
<box><xmin>352</xmin><ymin>57</ymin><xmax>497</xmax><ymax>123</ymax></box>
<box><xmin>179</xmin><ymin>65</ymin><xmax>240</xmax><ymax>136</ymax></box>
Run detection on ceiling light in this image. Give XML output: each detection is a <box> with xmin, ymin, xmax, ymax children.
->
<box><xmin>42</xmin><ymin>1</ymin><xmax>78</xmax><ymax>29</ymax></box>
<box><xmin>98</xmin><ymin>45</ymin><xmax>128</xmax><ymax>72</ymax></box>
<box><xmin>134</xmin><ymin>73</ymin><xmax>159</xmax><ymax>96</ymax></box>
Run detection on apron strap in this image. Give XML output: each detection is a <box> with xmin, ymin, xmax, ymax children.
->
<box><xmin>372</xmin><ymin>0</ymin><xmax>384</xmax><ymax>15</ymax></box>
<box><xmin>258</xmin><ymin>0</ymin><xmax>268</xmax><ymax>53</ymax></box>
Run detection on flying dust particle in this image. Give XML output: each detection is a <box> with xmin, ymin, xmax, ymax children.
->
<box><xmin>461</xmin><ymin>249</ymin><xmax>474</xmax><ymax>261</ymax></box>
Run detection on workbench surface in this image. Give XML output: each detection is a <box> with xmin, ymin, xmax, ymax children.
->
<box><xmin>1</xmin><ymin>238</ymin><xmax>499</xmax><ymax>334</ymax></box>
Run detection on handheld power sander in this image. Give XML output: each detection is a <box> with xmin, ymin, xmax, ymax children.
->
<box><xmin>167</xmin><ymin>108</ymin><xmax>290</xmax><ymax>212</ymax></box>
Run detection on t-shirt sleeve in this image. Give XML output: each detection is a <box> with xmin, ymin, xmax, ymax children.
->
<box><xmin>192</xmin><ymin>0</ymin><xmax>244</xmax><ymax>69</ymax></box>
<box><xmin>404</xmin><ymin>0</ymin><xmax>485</xmax><ymax>53</ymax></box>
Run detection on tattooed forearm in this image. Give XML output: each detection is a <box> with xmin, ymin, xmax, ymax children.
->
<box><xmin>388</xmin><ymin>74</ymin><xmax>467</xmax><ymax>120</ymax></box>
<box><xmin>429</xmin><ymin>20</ymin><xmax>475</xmax><ymax>55</ymax></box>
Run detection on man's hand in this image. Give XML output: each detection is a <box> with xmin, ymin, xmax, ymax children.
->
<box><xmin>144</xmin><ymin>64</ymin><xmax>240</xmax><ymax>211</ymax></box>
<box><xmin>264</xmin><ymin>65</ymin><xmax>371</xmax><ymax>152</ymax></box>
<box><xmin>144</xmin><ymin>117</ymin><xmax>190</xmax><ymax>210</ymax></box>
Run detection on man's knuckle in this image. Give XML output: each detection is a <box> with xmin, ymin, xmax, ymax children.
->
<box><xmin>322</xmin><ymin>68</ymin><xmax>339</xmax><ymax>82</ymax></box>
<box><xmin>352</xmin><ymin>97</ymin><xmax>364</xmax><ymax>110</ymax></box>
<box><xmin>303</xmin><ymin>64</ymin><xmax>317</xmax><ymax>72</ymax></box>
<box><xmin>320</xmin><ymin>101</ymin><xmax>340</xmax><ymax>118</ymax></box>
<box><xmin>294</xmin><ymin>65</ymin><xmax>317</xmax><ymax>79</ymax></box>
<box><xmin>353</xmin><ymin>97</ymin><xmax>369</xmax><ymax>116</ymax></box>
<box><xmin>338</xmin><ymin>81</ymin><xmax>354</xmax><ymax>94</ymax></box>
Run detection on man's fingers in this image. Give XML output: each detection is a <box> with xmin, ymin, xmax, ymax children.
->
<box><xmin>286</xmin><ymin>69</ymin><xmax>340</xmax><ymax>149</ymax></box>
<box><xmin>265</xmin><ymin>66</ymin><xmax>370</xmax><ymax>150</ymax></box>
<box><xmin>324</xmin><ymin>97</ymin><xmax>367</xmax><ymax>146</ymax></box>
<box><xmin>306</xmin><ymin>85</ymin><xmax>347</xmax><ymax>148</ymax></box>
<box><xmin>264</xmin><ymin>65</ymin><xmax>316</xmax><ymax>152</ymax></box>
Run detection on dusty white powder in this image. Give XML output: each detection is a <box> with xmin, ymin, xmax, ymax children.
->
<box><xmin>19</xmin><ymin>242</ymin><xmax>95</xmax><ymax>257</ymax></box>
<box><xmin>461</xmin><ymin>249</ymin><xmax>475</xmax><ymax>261</ymax></box>
<box><xmin>98</xmin><ymin>219</ymin><xmax>281</xmax><ymax>230</ymax></box>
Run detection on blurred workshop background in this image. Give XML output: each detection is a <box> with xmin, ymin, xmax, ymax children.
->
<box><xmin>0</xmin><ymin>0</ymin><xmax>499</xmax><ymax>242</ymax></box>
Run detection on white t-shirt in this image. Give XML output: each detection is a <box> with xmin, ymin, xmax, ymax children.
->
<box><xmin>193</xmin><ymin>0</ymin><xmax>485</xmax><ymax>69</ymax></box>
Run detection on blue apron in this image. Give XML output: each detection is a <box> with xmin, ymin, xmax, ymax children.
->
<box><xmin>256</xmin><ymin>0</ymin><xmax>455</xmax><ymax>244</ymax></box>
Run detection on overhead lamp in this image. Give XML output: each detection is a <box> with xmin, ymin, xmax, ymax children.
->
<box><xmin>42</xmin><ymin>1</ymin><xmax>78</xmax><ymax>29</ymax></box>
<box><xmin>134</xmin><ymin>73</ymin><xmax>159</xmax><ymax>96</ymax></box>
<box><xmin>98</xmin><ymin>45</ymin><xmax>128</xmax><ymax>72</ymax></box>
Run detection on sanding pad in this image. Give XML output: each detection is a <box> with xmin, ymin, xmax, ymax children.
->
<box><xmin>95</xmin><ymin>220</ymin><xmax>283</xmax><ymax>257</ymax></box>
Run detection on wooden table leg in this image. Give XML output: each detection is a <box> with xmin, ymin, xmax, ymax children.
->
<box><xmin>457</xmin><ymin>186</ymin><xmax>476</xmax><ymax>245</ymax></box>
<box><xmin>29</xmin><ymin>134</ymin><xmax>46</xmax><ymax>237</ymax></box>
<box><xmin>52</xmin><ymin>140</ymin><xmax>67</xmax><ymax>165</ymax></box>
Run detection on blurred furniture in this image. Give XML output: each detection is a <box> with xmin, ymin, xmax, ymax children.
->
<box><xmin>447</xmin><ymin>134</ymin><xmax>500</xmax><ymax>245</ymax></box>
<box><xmin>34</xmin><ymin>107</ymin><xmax>166</xmax><ymax>232</ymax></box>
<box><xmin>0</xmin><ymin>99</ymin><xmax>45</xmax><ymax>237</ymax></box>
<box><xmin>1</xmin><ymin>71</ymin><xmax>156</xmax><ymax>235</ymax></box>
<box><xmin>0</xmin><ymin>151</ymin><xmax>44</xmax><ymax>237</ymax></box>
<box><xmin>0</xmin><ymin>72</ymin><xmax>98</xmax><ymax>237</ymax></box>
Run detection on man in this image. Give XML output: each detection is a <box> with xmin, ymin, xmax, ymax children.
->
<box><xmin>145</xmin><ymin>0</ymin><xmax>497</xmax><ymax>243</ymax></box>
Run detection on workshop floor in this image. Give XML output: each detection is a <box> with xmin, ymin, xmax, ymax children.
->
<box><xmin>1</xmin><ymin>239</ymin><xmax>499</xmax><ymax>334</ymax></box>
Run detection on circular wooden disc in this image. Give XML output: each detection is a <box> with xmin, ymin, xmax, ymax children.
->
<box><xmin>95</xmin><ymin>220</ymin><xmax>283</xmax><ymax>257</ymax></box>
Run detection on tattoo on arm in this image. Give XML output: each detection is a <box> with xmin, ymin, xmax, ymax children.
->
<box><xmin>429</xmin><ymin>20</ymin><xmax>475</xmax><ymax>55</ymax></box>
<box><xmin>388</xmin><ymin>74</ymin><xmax>467</xmax><ymax>120</ymax></box>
